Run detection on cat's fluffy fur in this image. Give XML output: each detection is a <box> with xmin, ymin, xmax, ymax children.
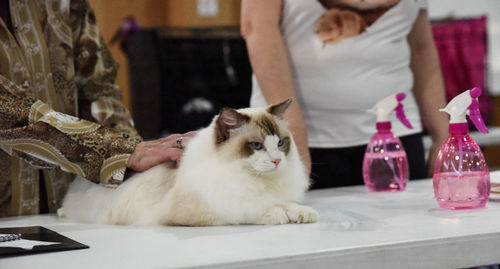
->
<box><xmin>58</xmin><ymin>99</ymin><xmax>318</xmax><ymax>226</ymax></box>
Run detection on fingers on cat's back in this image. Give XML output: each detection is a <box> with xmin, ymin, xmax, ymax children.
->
<box><xmin>161</xmin><ymin>147</ymin><xmax>183</xmax><ymax>162</ymax></box>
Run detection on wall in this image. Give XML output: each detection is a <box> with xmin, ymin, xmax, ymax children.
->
<box><xmin>89</xmin><ymin>0</ymin><xmax>169</xmax><ymax>110</ymax></box>
<box><xmin>88</xmin><ymin>0</ymin><xmax>241</xmax><ymax>111</ymax></box>
<box><xmin>165</xmin><ymin>0</ymin><xmax>241</xmax><ymax>27</ymax></box>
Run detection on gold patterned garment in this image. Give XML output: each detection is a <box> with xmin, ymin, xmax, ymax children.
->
<box><xmin>0</xmin><ymin>0</ymin><xmax>142</xmax><ymax>216</ymax></box>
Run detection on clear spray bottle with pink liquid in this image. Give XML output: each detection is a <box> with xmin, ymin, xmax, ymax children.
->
<box><xmin>362</xmin><ymin>93</ymin><xmax>414</xmax><ymax>192</ymax></box>
<box><xmin>433</xmin><ymin>87</ymin><xmax>490</xmax><ymax>210</ymax></box>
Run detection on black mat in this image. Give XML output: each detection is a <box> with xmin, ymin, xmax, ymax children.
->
<box><xmin>0</xmin><ymin>226</ymin><xmax>88</xmax><ymax>257</ymax></box>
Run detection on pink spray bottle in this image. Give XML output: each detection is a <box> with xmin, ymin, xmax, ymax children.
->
<box><xmin>362</xmin><ymin>93</ymin><xmax>414</xmax><ymax>192</ymax></box>
<box><xmin>433</xmin><ymin>87</ymin><xmax>490</xmax><ymax>210</ymax></box>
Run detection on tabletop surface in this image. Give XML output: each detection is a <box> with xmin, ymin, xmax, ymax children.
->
<box><xmin>1</xmin><ymin>175</ymin><xmax>500</xmax><ymax>269</ymax></box>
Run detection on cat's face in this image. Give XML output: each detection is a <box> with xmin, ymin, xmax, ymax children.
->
<box><xmin>214</xmin><ymin>99</ymin><xmax>295</xmax><ymax>174</ymax></box>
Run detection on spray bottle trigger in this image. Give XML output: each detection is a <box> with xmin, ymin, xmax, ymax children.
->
<box><xmin>395</xmin><ymin>100</ymin><xmax>413</xmax><ymax>130</ymax></box>
<box><xmin>468</xmin><ymin>99</ymin><xmax>489</xmax><ymax>134</ymax></box>
<box><xmin>395</xmin><ymin>108</ymin><xmax>413</xmax><ymax>129</ymax></box>
<box><xmin>466</xmin><ymin>88</ymin><xmax>489</xmax><ymax>134</ymax></box>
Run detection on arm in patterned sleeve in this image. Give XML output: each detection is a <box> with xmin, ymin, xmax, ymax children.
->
<box><xmin>0</xmin><ymin>75</ymin><xmax>141</xmax><ymax>184</ymax></box>
<box><xmin>71</xmin><ymin>0</ymin><xmax>139</xmax><ymax>136</ymax></box>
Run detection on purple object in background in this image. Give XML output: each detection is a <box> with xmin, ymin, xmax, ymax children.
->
<box><xmin>110</xmin><ymin>16</ymin><xmax>140</xmax><ymax>51</ymax></box>
<box><xmin>432</xmin><ymin>16</ymin><xmax>492</xmax><ymax>125</ymax></box>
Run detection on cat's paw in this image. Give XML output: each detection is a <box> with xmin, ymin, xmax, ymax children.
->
<box><xmin>258</xmin><ymin>206</ymin><xmax>290</xmax><ymax>225</ymax></box>
<box><xmin>284</xmin><ymin>203</ymin><xmax>318</xmax><ymax>224</ymax></box>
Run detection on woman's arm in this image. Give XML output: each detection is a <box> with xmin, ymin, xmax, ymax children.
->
<box><xmin>241</xmin><ymin>0</ymin><xmax>311</xmax><ymax>173</ymax></box>
<box><xmin>408</xmin><ymin>10</ymin><xmax>449</xmax><ymax>176</ymax></box>
<box><xmin>71</xmin><ymin>1</ymin><xmax>195</xmax><ymax>174</ymax></box>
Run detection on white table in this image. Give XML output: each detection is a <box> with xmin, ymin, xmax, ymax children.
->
<box><xmin>1</xmin><ymin>178</ymin><xmax>500</xmax><ymax>269</ymax></box>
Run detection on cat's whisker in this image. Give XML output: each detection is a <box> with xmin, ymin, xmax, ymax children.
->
<box><xmin>309</xmin><ymin>170</ymin><xmax>320</xmax><ymax>178</ymax></box>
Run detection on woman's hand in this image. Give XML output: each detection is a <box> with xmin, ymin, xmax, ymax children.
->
<box><xmin>127</xmin><ymin>131</ymin><xmax>196</xmax><ymax>172</ymax></box>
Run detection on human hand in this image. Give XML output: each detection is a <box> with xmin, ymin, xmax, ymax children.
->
<box><xmin>127</xmin><ymin>131</ymin><xmax>197</xmax><ymax>172</ymax></box>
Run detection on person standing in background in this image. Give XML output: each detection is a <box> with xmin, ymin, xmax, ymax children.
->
<box><xmin>0</xmin><ymin>0</ymin><xmax>194</xmax><ymax>217</ymax></box>
<box><xmin>241</xmin><ymin>0</ymin><xmax>449</xmax><ymax>188</ymax></box>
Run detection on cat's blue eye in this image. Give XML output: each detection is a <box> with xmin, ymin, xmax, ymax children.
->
<box><xmin>250</xmin><ymin>142</ymin><xmax>263</xmax><ymax>150</ymax></box>
<box><xmin>277</xmin><ymin>139</ymin><xmax>284</xmax><ymax>147</ymax></box>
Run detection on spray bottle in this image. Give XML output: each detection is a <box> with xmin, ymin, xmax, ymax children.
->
<box><xmin>433</xmin><ymin>87</ymin><xmax>490</xmax><ymax>210</ymax></box>
<box><xmin>362</xmin><ymin>93</ymin><xmax>413</xmax><ymax>192</ymax></box>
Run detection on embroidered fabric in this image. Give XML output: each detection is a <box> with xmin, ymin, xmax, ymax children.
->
<box><xmin>0</xmin><ymin>0</ymin><xmax>141</xmax><ymax>216</ymax></box>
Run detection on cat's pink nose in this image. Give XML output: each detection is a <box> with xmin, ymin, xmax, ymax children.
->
<box><xmin>272</xmin><ymin>158</ymin><xmax>281</xmax><ymax>166</ymax></box>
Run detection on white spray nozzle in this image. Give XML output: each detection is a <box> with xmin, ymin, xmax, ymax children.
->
<box><xmin>368</xmin><ymin>93</ymin><xmax>413</xmax><ymax>129</ymax></box>
<box><xmin>440</xmin><ymin>87</ymin><xmax>488</xmax><ymax>133</ymax></box>
<box><xmin>439</xmin><ymin>91</ymin><xmax>471</xmax><ymax>124</ymax></box>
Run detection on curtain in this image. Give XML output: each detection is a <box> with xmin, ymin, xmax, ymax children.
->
<box><xmin>432</xmin><ymin>16</ymin><xmax>491</xmax><ymax>124</ymax></box>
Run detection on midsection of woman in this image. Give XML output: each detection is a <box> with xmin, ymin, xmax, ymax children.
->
<box><xmin>251</xmin><ymin>0</ymin><xmax>427</xmax><ymax>148</ymax></box>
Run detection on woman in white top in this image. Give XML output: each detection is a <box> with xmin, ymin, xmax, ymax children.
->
<box><xmin>241</xmin><ymin>0</ymin><xmax>449</xmax><ymax>188</ymax></box>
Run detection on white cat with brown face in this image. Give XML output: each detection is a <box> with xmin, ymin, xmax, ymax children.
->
<box><xmin>59</xmin><ymin>99</ymin><xmax>318</xmax><ymax>226</ymax></box>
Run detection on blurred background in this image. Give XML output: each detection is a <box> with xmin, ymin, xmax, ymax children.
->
<box><xmin>89</xmin><ymin>0</ymin><xmax>500</xmax><ymax>167</ymax></box>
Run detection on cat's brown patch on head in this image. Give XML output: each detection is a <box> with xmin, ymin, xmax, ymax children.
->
<box><xmin>236</xmin><ymin>113</ymin><xmax>292</xmax><ymax>158</ymax></box>
<box><xmin>255</xmin><ymin>114</ymin><xmax>280</xmax><ymax>137</ymax></box>
<box><xmin>214</xmin><ymin>108</ymin><xmax>250</xmax><ymax>144</ymax></box>
<box><xmin>279</xmin><ymin>136</ymin><xmax>291</xmax><ymax>155</ymax></box>
<box><xmin>213</xmin><ymin>105</ymin><xmax>294</xmax><ymax>159</ymax></box>
<box><xmin>238</xmin><ymin>139</ymin><xmax>256</xmax><ymax>158</ymax></box>
<box><xmin>235</xmin><ymin>123</ymin><xmax>265</xmax><ymax>158</ymax></box>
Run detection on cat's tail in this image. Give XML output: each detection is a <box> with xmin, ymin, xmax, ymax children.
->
<box><xmin>56</xmin><ymin>207</ymin><xmax>65</xmax><ymax>217</ymax></box>
<box><xmin>59</xmin><ymin>176</ymin><xmax>115</xmax><ymax>223</ymax></box>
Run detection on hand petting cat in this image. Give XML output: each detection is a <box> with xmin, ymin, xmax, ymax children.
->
<box><xmin>127</xmin><ymin>131</ymin><xmax>197</xmax><ymax>171</ymax></box>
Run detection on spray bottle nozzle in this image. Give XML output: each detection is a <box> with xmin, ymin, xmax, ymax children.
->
<box><xmin>369</xmin><ymin>92</ymin><xmax>413</xmax><ymax>130</ymax></box>
<box><xmin>440</xmin><ymin>87</ymin><xmax>489</xmax><ymax>134</ymax></box>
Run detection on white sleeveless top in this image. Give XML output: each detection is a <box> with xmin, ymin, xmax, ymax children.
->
<box><xmin>250</xmin><ymin>0</ymin><xmax>428</xmax><ymax>148</ymax></box>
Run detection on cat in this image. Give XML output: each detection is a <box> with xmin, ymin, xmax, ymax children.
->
<box><xmin>58</xmin><ymin>99</ymin><xmax>318</xmax><ymax>226</ymax></box>
<box><xmin>314</xmin><ymin>0</ymin><xmax>400</xmax><ymax>44</ymax></box>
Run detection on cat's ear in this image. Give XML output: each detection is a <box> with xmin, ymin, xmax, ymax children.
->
<box><xmin>215</xmin><ymin>108</ymin><xmax>250</xmax><ymax>143</ymax></box>
<box><xmin>267</xmin><ymin>98</ymin><xmax>293</xmax><ymax>119</ymax></box>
